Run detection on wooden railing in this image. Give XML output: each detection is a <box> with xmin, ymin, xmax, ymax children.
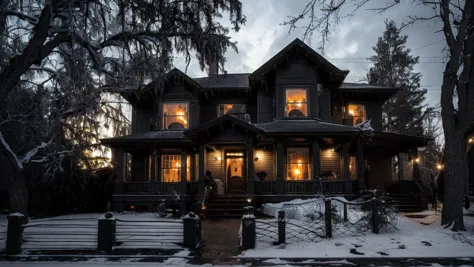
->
<box><xmin>122</xmin><ymin>182</ymin><xmax>181</xmax><ymax>195</ymax></box>
<box><xmin>187</xmin><ymin>181</ymin><xmax>199</xmax><ymax>196</ymax></box>
<box><xmin>284</xmin><ymin>181</ymin><xmax>315</xmax><ymax>194</ymax></box>
<box><xmin>254</xmin><ymin>181</ymin><xmax>276</xmax><ymax>194</ymax></box>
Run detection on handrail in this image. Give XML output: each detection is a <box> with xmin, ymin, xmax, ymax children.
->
<box><xmin>200</xmin><ymin>185</ymin><xmax>212</xmax><ymax>218</ymax></box>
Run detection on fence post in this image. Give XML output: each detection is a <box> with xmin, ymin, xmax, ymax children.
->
<box><xmin>97</xmin><ymin>212</ymin><xmax>116</xmax><ymax>252</ymax></box>
<box><xmin>241</xmin><ymin>207</ymin><xmax>256</xmax><ymax>249</ymax></box>
<box><xmin>371</xmin><ymin>198</ymin><xmax>379</xmax><ymax>234</ymax></box>
<box><xmin>343</xmin><ymin>203</ymin><xmax>348</xmax><ymax>222</ymax></box>
<box><xmin>183</xmin><ymin>212</ymin><xmax>201</xmax><ymax>249</ymax></box>
<box><xmin>6</xmin><ymin>213</ymin><xmax>26</xmax><ymax>255</ymax></box>
<box><xmin>324</xmin><ymin>199</ymin><xmax>332</xmax><ymax>238</ymax></box>
<box><xmin>278</xmin><ymin>210</ymin><xmax>286</xmax><ymax>244</ymax></box>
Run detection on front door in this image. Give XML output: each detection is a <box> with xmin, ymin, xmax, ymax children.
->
<box><xmin>225</xmin><ymin>152</ymin><xmax>246</xmax><ymax>193</ymax></box>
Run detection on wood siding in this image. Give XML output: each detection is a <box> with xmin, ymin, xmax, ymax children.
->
<box><xmin>254</xmin><ymin>148</ymin><xmax>274</xmax><ymax>180</ymax></box>
<box><xmin>365</xmin><ymin>102</ymin><xmax>383</xmax><ymax>131</ymax></box>
<box><xmin>132</xmin><ymin>106</ymin><xmax>153</xmax><ymax>133</ymax></box>
<box><xmin>320</xmin><ymin>149</ymin><xmax>342</xmax><ymax>178</ymax></box>
<box><xmin>318</xmin><ymin>89</ymin><xmax>331</xmax><ymax>122</ymax></box>
<box><xmin>131</xmin><ymin>154</ymin><xmax>147</xmax><ymax>181</ymax></box>
<box><xmin>206</xmin><ymin>150</ymin><xmax>224</xmax><ymax>184</ymax></box>
<box><xmin>331</xmin><ymin>104</ymin><xmax>344</xmax><ymax>125</ymax></box>
<box><xmin>257</xmin><ymin>90</ymin><xmax>274</xmax><ymax>122</ymax></box>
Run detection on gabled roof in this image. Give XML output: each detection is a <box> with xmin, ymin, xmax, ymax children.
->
<box><xmin>254</xmin><ymin>118</ymin><xmax>362</xmax><ymax>135</ymax></box>
<box><xmin>250</xmin><ymin>38</ymin><xmax>349</xmax><ymax>82</ymax></box>
<box><xmin>142</xmin><ymin>68</ymin><xmax>203</xmax><ymax>94</ymax></box>
<box><xmin>185</xmin><ymin>114</ymin><xmax>263</xmax><ymax>138</ymax></box>
<box><xmin>193</xmin><ymin>73</ymin><xmax>250</xmax><ymax>89</ymax></box>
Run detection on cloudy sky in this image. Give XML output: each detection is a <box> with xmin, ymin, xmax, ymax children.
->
<box><xmin>173</xmin><ymin>0</ymin><xmax>446</xmax><ymax>109</ymax></box>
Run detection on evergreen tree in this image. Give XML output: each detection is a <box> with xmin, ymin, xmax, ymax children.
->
<box><xmin>367</xmin><ymin>20</ymin><xmax>433</xmax><ymax>137</ymax></box>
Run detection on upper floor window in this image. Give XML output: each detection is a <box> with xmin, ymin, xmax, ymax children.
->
<box><xmin>163</xmin><ymin>102</ymin><xmax>188</xmax><ymax>129</ymax></box>
<box><xmin>347</xmin><ymin>104</ymin><xmax>366</xmax><ymax>125</ymax></box>
<box><xmin>217</xmin><ymin>104</ymin><xmax>246</xmax><ymax>117</ymax></box>
<box><xmin>285</xmin><ymin>89</ymin><xmax>308</xmax><ymax>117</ymax></box>
<box><xmin>286</xmin><ymin>147</ymin><xmax>311</xmax><ymax>180</ymax></box>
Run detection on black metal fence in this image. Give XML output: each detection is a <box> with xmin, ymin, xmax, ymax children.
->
<box><xmin>241</xmin><ymin>196</ymin><xmax>398</xmax><ymax>249</ymax></box>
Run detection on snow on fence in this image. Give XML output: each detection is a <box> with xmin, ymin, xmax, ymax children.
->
<box><xmin>241</xmin><ymin>196</ymin><xmax>398</xmax><ymax>249</ymax></box>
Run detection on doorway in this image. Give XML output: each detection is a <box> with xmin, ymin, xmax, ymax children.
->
<box><xmin>225</xmin><ymin>152</ymin><xmax>246</xmax><ymax>193</ymax></box>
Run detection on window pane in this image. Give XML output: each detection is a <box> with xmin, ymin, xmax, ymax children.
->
<box><xmin>186</xmin><ymin>155</ymin><xmax>191</xmax><ymax>181</ymax></box>
<box><xmin>286</xmin><ymin>89</ymin><xmax>308</xmax><ymax>117</ymax></box>
<box><xmin>218</xmin><ymin>104</ymin><xmax>246</xmax><ymax>116</ymax></box>
<box><xmin>161</xmin><ymin>155</ymin><xmax>181</xmax><ymax>182</ymax></box>
<box><xmin>286</xmin><ymin>148</ymin><xmax>311</xmax><ymax>180</ymax></box>
<box><xmin>348</xmin><ymin>104</ymin><xmax>366</xmax><ymax>125</ymax></box>
<box><xmin>163</xmin><ymin>103</ymin><xmax>188</xmax><ymax>129</ymax></box>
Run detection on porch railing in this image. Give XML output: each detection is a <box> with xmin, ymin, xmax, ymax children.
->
<box><xmin>122</xmin><ymin>182</ymin><xmax>181</xmax><ymax>194</ymax></box>
<box><xmin>254</xmin><ymin>180</ymin><xmax>358</xmax><ymax>195</ymax></box>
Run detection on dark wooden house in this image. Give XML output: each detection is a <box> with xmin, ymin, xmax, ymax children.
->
<box><xmin>102</xmin><ymin>39</ymin><xmax>432</xmax><ymax>215</ymax></box>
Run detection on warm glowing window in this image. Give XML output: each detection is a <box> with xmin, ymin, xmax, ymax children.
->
<box><xmin>218</xmin><ymin>104</ymin><xmax>246</xmax><ymax>117</ymax></box>
<box><xmin>286</xmin><ymin>148</ymin><xmax>311</xmax><ymax>180</ymax></box>
<box><xmin>347</xmin><ymin>104</ymin><xmax>366</xmax><ymax>125</ymax></box>
<box><xmin>285</xmin><ymin>89</ymin><xmax>308</xmax><ymax>117</ymax></box>
<box><xmin>161</xmin><ymin>155</ymin><xmax>191</xmax><ymax>182</ymax></box>
<box><xmin>163</xmin><ymin>103</ymin><xmax>189</xmax><ymax>129</ymax></box>
<box><xmin>349</xmin><ymin>156</ymin><xmax>356</xmax><ymax>180</ymax></box>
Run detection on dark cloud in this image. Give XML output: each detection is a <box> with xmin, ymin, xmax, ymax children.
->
<box><xmin>173</xmin><ymin>0</ymin><xmax>445</xmax><ymax>107</ymax></box>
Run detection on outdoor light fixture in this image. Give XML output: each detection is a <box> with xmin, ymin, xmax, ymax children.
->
<box><xmin>215</xmin><ymin>156</ymin><xmax>221</xmax><ymax>161</ymax></box>
<box><xmin>469</xmin><ymin>138</ymin><xmax>473</xmax><ymax>144</ymax></box>
<box><xmin>254</xmin><ymin>156</ymin><xmax>259</xmax><ymax>161</ymax></box>
<box><xmin>415</xmin><ymin>158</ymin><xmax>420</xmax><ymax>163</ymax></box>
<box><xmin>130</xmin><ymin>205</ymin><xmax>135</xmax><ymax>210</ymax></box>
<box><xmin>247</xmin><ymin>198</ymin><xmax>252</xmax><ymax>204</ymax></box>
<box><xmin>437</xmin><ymin>164</ymin><xmax>444</xmax><ymax>170</ymax></box>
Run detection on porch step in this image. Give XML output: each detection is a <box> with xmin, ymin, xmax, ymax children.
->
<box><xmin>206</xmin><ymin>196</ymin><xmax>249</xmax><ymax>218</ymax></box>
<box><xmin>389</xmin><ymin>194</ymin><xmax>424</xmax><ymax>213</ymax></box>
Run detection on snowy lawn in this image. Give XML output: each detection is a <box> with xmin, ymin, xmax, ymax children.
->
<box><xmin>241</xmin><ymin>214</ymin><xmax>474</xmax><ymax>259</ymax></box>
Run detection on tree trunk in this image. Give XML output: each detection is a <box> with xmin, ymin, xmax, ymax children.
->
<box><xmin>441</xmin><ymin>129</ymin><xmax>466</xmax><ymax>231</ymax></box>
<box><xmin>9</xmin><ymin>172</ymin><xmax>28</xmax><ymax>217</ymax></box>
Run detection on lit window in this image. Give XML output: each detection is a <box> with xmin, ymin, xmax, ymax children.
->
<box><xmin>217</xmin><ymin>104</ymin><xmax>246</xmax><ymax>117</ymax></box>
<box><xmin>286</xmin><ymin>148</ymin><xmax>311</xmax><ymax>180</ymax></box>
<box><xmin>163</xmin><ymin>103</ymin><xmax>189</xmax><ymax>129</ymax></box>
<box><xmin>349</xmin><ymin>156</ymin><xmax>356</xmax><ymax>180</ymax></box>
<box><xmin>161</xmin><ymin>155</ymin><xmax>191</xmax><ymax>182</ymax></box>
<box><xmin>285</xmin><ymin>89</ymin><xmax>308</xmax><ymax>117</ymax></box>
<box><xmin>347</xmin><ymin>104</ymin><xmax>366</xmax><ymax>125</ymax></box>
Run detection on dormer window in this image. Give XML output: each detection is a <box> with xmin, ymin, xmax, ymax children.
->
<box><xmin>347</xmin><ymin>104</ymin><xmax>366</xmax><ymax>125</ymax></box>
<box><xmin>285</xmin><ymin>89</ymin><xmax>308</xmax><ymax>117</ymax></box>
<box><xmin>217</xmin><ymin>104</ymin><xmax>246</xmax><ymax>117</ymax></box>
<box><xmin>163</xmin><ymin>102</ymin><xmax>189</xmax><ymax>129</ymax></box>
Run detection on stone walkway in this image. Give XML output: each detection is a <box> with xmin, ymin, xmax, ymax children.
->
<box><xmin>198</xmin><ymin>218</ymin><xmax>241</xmax><ymax>264</ymax></box>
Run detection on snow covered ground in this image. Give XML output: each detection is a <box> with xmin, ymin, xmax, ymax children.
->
<box><xmin>242</xmin><ymin>197</ymin><xmax>474</xmax><ymax>259</ymax></box>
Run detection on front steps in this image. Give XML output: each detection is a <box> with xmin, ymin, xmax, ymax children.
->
<box><xmin>206</xmin><ymin>195</ymin><xmax>249</xmax><ymax>217</ymax></box>
<box><xmin>389</xmin><ymin>194</ymin><xmax>424</xmax><ymax>213</ymax></box>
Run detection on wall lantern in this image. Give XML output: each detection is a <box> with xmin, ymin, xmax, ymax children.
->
<box><xmin>413</xmin><ymin>157</ymin><xmax>420</xmax><ymax>164</ymax></box>
<box><xmin>247</xmin><ymin>198</ymin><xmax>252</xmax><ymax>204</ymax></box>
<box><xmin>469</xmin><ymin>137</ymin><xmax>473</xmax><ymax>144</ymax></box>
<box><xmin>254</xmin><ymin>157</ymin><xmax>259</xmax><ymax>161</ymax></box>
<box><xmin>215</xmin><ymin>156</ymin><xmax>221</xmax><ymax>161</ymax></box>
<box><xmin>437</xmin><ymin>164</ymin><xmax>444</xmax><ymax>170</ymax></box>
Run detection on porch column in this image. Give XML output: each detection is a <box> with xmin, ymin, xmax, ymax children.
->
<box><xmin>113</xmin><ymin>147</ymin><xmax>125</xmax><ymax>194</ymax></box>
<box><xmin>411</xmin><ymin>147</ymin><xmax>421</xmax><ymax>181</ymax></box>
<box><xmin>153</xmin><ymin>150</ymin><xmax>160</xmax><ymax>182</ymax></box>
<box><xmin>342</xmin><ymin>144</ymin><xmax>352</xmax><ymax>194</ymax></box>
<box><xmin>276</xmin><ymin>141</ymin><xmax>285</xmax><ymax>194</ymax></box>
<box><xmin>312</xmin><ymin>141</ymin><xmax>321</xmax><ymax>193</ymax></box>
<box><xmin>356</xmin><ymin>139</ymin><xmax>365</xmax><ymax>191</ymax></box>
<box><xmin>247</xmin><ymin>138</ymin><xmax>255</xmax><ymax>195</ymax></box>
<box><xmin>198</xmin><ymin>144</ymin><xmax>206</xmax><ymax>194</ymax></box>
<box><xmin>180</xmin><ymin>151</ymin><xmax>187</xmax><ymax>194</ymax></box>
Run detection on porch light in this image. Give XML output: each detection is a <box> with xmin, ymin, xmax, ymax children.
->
<box><xmin>247</xmin><ymin>198</ymin><xmax>252</xmax><ymax>204</ymax></box>
<box><xmin>215</xmin><ymin>156</ymin><xmax>221</xmax><ymax>161</ymax></box>
<box><xmin>348</xmin><ymin>109</ymin><xmax>354</xmax><ymax>115</ymax></box>
<box><xmin>254</xmin><ymin>157</ymin><xmax>259</xmax><ymax>161</ymax></box>
<box><xmin>413</xmin><ymin>157</ymin><xmax>420</xmax><ymax>163</ymax></box>
<box><xmin>437</xmin><ymin>164</ymin><xmax>444</xmax><ymax>170</ymax></box>
<box><xmin>469</xmin><ymin>138</ymin><xmax>473</xmax><ymax>144</ymax></box>
<box><xmin>130</xmin><ymin>205</ymin><xmax>135</xmax><ymax>210</ymax></box>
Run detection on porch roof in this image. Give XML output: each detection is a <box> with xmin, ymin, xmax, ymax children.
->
<box><xmin>254</xmin><ymin>118</ymin><xmax>362</xmax><ymax>136</ymax></box>
<box><xmin>101</xmin><ymin>130</ymin><xmax>192</xmax><ymax>146</ymax></box>
<box><xmin>185</xmin><ymin>114</ymin><xmax>263</xmax><ymax>139</ymax></box>
<box><xmin>360</xmin><ymin>131</ymin><xmax>433</xmax><ymax>154</ymax></box>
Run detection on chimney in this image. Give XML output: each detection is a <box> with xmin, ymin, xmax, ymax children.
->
<box><xmin>208</xmin><ymin>58</ymin><xmax>218</xmax><ymax>76</ymax></box>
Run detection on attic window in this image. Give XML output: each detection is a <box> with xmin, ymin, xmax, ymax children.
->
<box><xmin>163</xmin><ymin>103</ymin><xmax>189</xmax><ymax>129</ymax></box>
<box><xmin>285</xmin><ymin>89</ymin><xmax>308</xmax><ymax>117</ymax></box>
<box><xmin>217</xmin><ymin>104</ymin><xmax>246</xmax><ymax>117</ymax></box>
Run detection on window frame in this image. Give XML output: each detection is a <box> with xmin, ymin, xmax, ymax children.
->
<box><xmin>284</xmin><ymin>88</ymin><xmax>309</xmax><ymax>118</ymax></box>
<box><xmin>285</xmin><ymin>147</ymin><xmax>311</xmax><ymax>181</ymax></box>
<box><xmin>347</xmin><ymin>103</ymin><xmax>366</xmax><ymax>125</ymax></box>
<box><xmin>160</xmin><ymin>154</ymin><xmax>191</xmax><ymax>182</ymax></box>
<box><xmin>162</xmin><ymin>102</ymin><xmax>190</xmax><ymax>130</ymax></box>
<box><xmin>217</xmin><ymin>103</ymin><xmax>247</xmax><ymax>117</ymax></box>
